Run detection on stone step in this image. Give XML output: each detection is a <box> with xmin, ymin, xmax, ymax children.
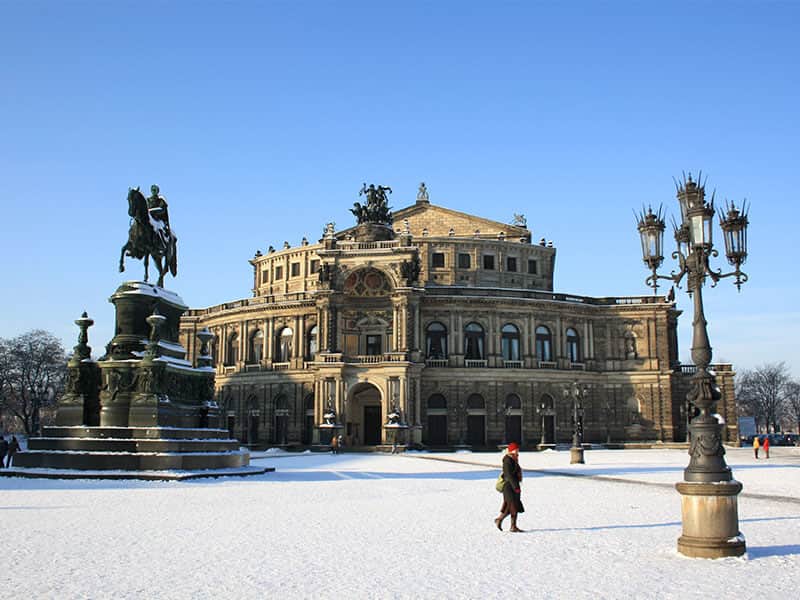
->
<box><xmin>12</xmin><ymin>449</ymin><xmax>251</xmax><ymax>471</ymax></box>
<box><xmin>41</xmin><ymin>426</ymin><xmax>232</xmax><ymax>440</ymax></box>
<box><xmin>28</xmin><ymin>437</ymin><xmax>240</xmax><ymax>453</ymax></box>
<box><xmin>0</xmin><ymin>465</ymin><xmax>273</xmax><ymax>481</ymax></box>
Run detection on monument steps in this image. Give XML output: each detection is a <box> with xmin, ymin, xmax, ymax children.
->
<box><xmin>8</xmin><ymin>425</ymin><xmax>269</xmax><ymax>476</ymax></box>
<box><xmin>28</xmin><ymin>437</ymin><xmax>240</xmax><ymax>453</ymax></box>
<box><xmin>1</xmin><ymin>466</ymin><xmax>272</xmax><ymax>481</ymax></box>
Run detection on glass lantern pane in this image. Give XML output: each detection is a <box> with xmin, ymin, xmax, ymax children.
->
<box><xmin>690</xmin><ymin>215</ymin><xmax>705</xmax><ymax>245</ymax></box>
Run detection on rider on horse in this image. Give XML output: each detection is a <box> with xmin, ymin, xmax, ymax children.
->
<box><xmin>147</xmin><ymin>184</ymin><xmax>171</xmax><ymax>249</ymax></box>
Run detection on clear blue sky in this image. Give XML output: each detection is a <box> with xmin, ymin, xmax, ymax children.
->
<box><xmin>1</xmin><ymin>1</ymin><xmax>798</xmax><ymax>375</ymax></box>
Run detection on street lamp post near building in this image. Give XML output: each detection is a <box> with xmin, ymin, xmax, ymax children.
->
<box><xmin>563</xmin><ymin>382</ymin><xmax>587</xmax><ymax>464</ymax></box>
<box><xmin>635</xmin><ymin>172</ymin><xmax>749</xmax><ymax>558</ymax></box>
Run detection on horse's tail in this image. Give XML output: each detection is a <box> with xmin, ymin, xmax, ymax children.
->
<box><xmin>169</xmin><ymin>238</ymin><xmax>178</xmax><ymax>276</ymax></box>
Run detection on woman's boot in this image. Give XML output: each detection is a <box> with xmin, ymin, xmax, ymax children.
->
<box><xmin>494</xmin><ymin>513</ymin><xmax>506</xmax><ymax>531</ymax></box>
<box><xmin>509</xmin><ymin>515</ymin><xmax>522</xmax><ymax>532</ymax></box>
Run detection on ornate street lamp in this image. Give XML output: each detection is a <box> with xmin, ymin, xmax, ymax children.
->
<box><xmin>563</xmin><ymin>382</ymin><xmax>588</xmax><ymax>464</ymax></box>
<box><xmin>635</xmin><ymin>172</ymin><xmax>749</xmax><ymax>558</ymax></box>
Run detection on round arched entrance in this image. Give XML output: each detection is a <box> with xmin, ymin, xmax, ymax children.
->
<box><xmin>347</xmin><ymin>382</ymin><xmax>383</xmax><ymax>446</ymax></box>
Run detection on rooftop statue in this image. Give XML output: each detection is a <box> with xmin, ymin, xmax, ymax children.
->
<box><xmin>119</xmin><ymin>185</ymin><xmax>178</xmax><ymax>287</ymax></box>
<box><xmin>350</xmin><ymin>183</ymin><xmax>393</xmax><ymax>225</ymax></box>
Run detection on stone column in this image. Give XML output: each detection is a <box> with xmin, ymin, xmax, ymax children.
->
<box><xmin>266</xmin><ymin>318</ymin><xmax>274</xmax><ymax>363</ymax></box>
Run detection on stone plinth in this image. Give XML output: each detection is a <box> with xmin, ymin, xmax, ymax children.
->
<box><xmin>676</xmin><ymin>480</ymin><xmax>746</xmax><ymax>558</ymax></box>
<box><xmin>107</xmin><ymin>282</ymin><xmax>188</xmax><ymax>360</ymax></box>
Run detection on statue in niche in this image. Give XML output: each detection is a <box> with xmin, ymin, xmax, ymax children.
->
<box><xmin>624</xmin><ymin>331</ymin><xmax>637</xmax><ymax>360</ymax></box>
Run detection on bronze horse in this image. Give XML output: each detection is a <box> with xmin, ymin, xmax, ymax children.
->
<box><xmin>119</xmin><ymin>187</ymin><xmax>177</xmax><ymax>287</ymax></box>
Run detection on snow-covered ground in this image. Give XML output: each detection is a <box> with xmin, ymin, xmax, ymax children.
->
<box><xmin>1</xmin><ymin>447</ymin><xmax>798</xmax><ymax>599</ymax></box>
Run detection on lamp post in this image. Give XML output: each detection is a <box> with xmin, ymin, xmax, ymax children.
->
<box><xmin>635</xmin><ymin>172</ymin><xmax>749</xmax><ymax>558</ymax></box>
<box><xmin>539</xmin><ymin>402</ymin><xmax>547</xmax><ymax>447</ymax></box>
<box><xmin>563</xmin><ymin>381</ymin><xmax>587</xmax><ymax>464</ymax></box>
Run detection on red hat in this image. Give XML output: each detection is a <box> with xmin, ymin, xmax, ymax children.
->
<box><xmin>507</xmin><ymin>442</ymin><xmax>519</xmax><ymax>453</ymax></box>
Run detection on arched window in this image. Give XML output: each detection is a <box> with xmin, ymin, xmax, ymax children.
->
<box><xmin>467</xmin><ymin>394</ymin><xmax>485</xmax><ymax>410</ymax></box>
<box><xmin>535</xmin><ymin>326</ymin><xmax>552</xmax><ymax>362</ymax></box>
<box><xmin>274</xmin><ymin>394</ymin><xmax>289</xmax><ymax>411</ymax></box>
<box><xmin>540</xmin><ymin>394</ymin><xmax>554</xmax><ymax>411</ymax></box>
<box><xmin>566</xmin><ymin>328</ymin><xmax>580</xmax><ymax>363</ymax></box>
<box><xmin>464</xmin><ymin>322</ymin><xmax>485</xmax><ymax>360</ymax></box>
<box><xmin>304</xmin><ymin>394</ymin><xmax>315</xmax><ymax>411</ymax></box>
<box><xmin>307</xmin><ymin>325</ymin><xmax>318</xmax><ymax>360</ymax></box>
<box><xmin>505</xmin><ymin>393</ymin><xmax>522</xmax><ymax>410</ymax></box>
<box><xmin>428</xmin><ymin>394</ymin><xmax>447</xmax><ymax>410</ymax></box>
<box><xmin>249</xmin><ymin>329</ymin><xmax>263</xmax><ymax>363</ymax></box>
<box><xmin>276</xmin><ymin>327</ymin><xmax>293</xmax><ymax>362</ymax></box>
<box><xmin>501</xmin><ymin>323</ymin><xmax>520</xmax><ymax>361</ymax></box>
<box><xmin>226</xmin><ymin>332</ymin><xmax>238</xmax><ymax>366</ymax></box>
<box><xmin>426</xmin><ymin>322</ymin><xmax>448</xmax><ymax>358</ymax></box>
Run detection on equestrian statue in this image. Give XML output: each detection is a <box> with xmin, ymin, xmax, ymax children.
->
<box><xmin>119</xmin><ymin>184</ymin><xmax>178</xmax><ymax>287</ymax></box>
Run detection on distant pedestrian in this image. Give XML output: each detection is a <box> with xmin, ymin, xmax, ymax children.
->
<box><xmin>331</xmin><ymin>435</ymin><xmax>339</xmax><ymax>455</ymax></box>
<box><xmin>763</xmin><ymin>435</ymin><xmax>770</xmax><ymax>459</ymax></box>
<box><xmin>753</xmin><ymin>436</ymin><xmax>760</xmax><ymax>459</ymax></box>
<box><xmin>337</xmin><ymin>435</ymin><xmax>343</xmax><ymax>453</ymax></box>
<box><xmin>0</xmin><ymin>436</ymin><xmax>8</xmax><ymax>468</ymax></box>
<box><xmin>6</xmin><ymin>436</ymin><xmax>20</xmax><ymax>467</ymax></box>
<box><xmin>494</xmin><ymin>442</ymin><xmax>524</xmax><ymax>533</ymax></box>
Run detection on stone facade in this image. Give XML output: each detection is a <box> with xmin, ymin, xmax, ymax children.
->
<box><xmin>180</xmin><ymin>191</ymin><xmax>738</xmax><ymax>449</ymax></box>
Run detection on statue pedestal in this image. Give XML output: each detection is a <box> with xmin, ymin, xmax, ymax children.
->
<box><xmin>107</xmin><ymin>281</ymin><xmax>188</xmax><ymax>360</ymax></box>
<box><xmin>676</xmin><ymin>481</ymin><xmax>746</xmax><ymax>558</ymax></box>
<box><xmin>570</xmin><ymin>447</ymin><xmax>585</xmax><ymax>464</ymax></box>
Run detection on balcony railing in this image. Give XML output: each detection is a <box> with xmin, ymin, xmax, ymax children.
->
<box><xmin>503</xmin><ymin>360</ymin><xmax>523</xmax><ymax>368</ymax></box>
<box><xmin>570</xmin><ymin>362</ymin><xmax>586</xmax><ymax>371</ymax></box>
<box><xmin>273</xmin><ymin>362</ymin><xmax>291</xmax><ymax>370</ymax></box>
<box><xmin>465</xmin><ymin>359</ymin><xmax>488</xmax><ymax>368</ymax></box>
<box><xmin>425</xmin><ymin>358</ymin><xmax>449</xmax><ymax>368</ymax></box>
<box><xmin>538</xmin><ymin>361</ymin><xmax>557</xmax><ymax>369</ymax></box>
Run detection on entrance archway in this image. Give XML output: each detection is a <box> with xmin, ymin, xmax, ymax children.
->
<box><xmin>348</xmin><ymin>382</ymin><xmax>383</xmax><ymax>446</ymax></box>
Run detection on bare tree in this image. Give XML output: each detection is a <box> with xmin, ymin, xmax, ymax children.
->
<box><xmin>785</xmin><ymin>381</ymin><xmax>800</xmax><ymax>434</ymax></box>
<box><xmin>0</xmin><ymin>330</ymin><xmax>67</xmax><ymax>435</ymax></box>
<box><xmin>736</xmin><ymin>362</ymin><xmax>792</xmax><ymax>433</ymax></box>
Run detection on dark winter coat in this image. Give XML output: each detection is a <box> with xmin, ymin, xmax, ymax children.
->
<box><xmin>501</xmin><ymin>453</ymin><xmax>525</xmax><ymax>514</ymax></box>
<box><xmin>0</xmin><ymin>439</ymin><xmax>8</xmax><ymax>460</ymax></box>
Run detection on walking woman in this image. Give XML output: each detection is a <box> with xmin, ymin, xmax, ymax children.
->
<box><xmin>753</xmin><ymin>435</ymin><xmax>760</xmax><ymax>459</ymax></box>
<box><xmin>494</xmin><ymin>442</ymin><xmax>524</xmax><ymax>532</ymax></box>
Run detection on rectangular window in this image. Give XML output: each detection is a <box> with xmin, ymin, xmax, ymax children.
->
<box><xmin>365</xmin><ymin>335</ymin><xmax>382</xmax><ymax>356</ymax></box>
<box><xmin>458</xmin><ymin>253</ymin><xmax>471</xmax><ymax>269</ymax></box>
<box><xmin>432</xmin><ymin>252</ymin><xmax>445</xmax><ymax>268</ymax></box>
<box><xmin>528</xmin><ymin>259</ymin><xmax>538</xmax><ymax>275</ymax></box>
<box><xmin>261</xmin><ymin>269</ymin><xmax>269</xmax><ymax>285</ymax></box>
<box><xmin>310</xmin><ymin>259</ymin><xmax>320</xmax><ymax>274</ymax></box>
<box><xmin>506</xmin><ymin>257</ymin><xmax>517</xmax><ymax>272</ymax></box>
<box><xmin>483</xmin><ymin>255</ymin><xmax>495</xmax><ymax>270</ymax></box>
<box><xmin>290</xmin><ymin>262</ymin><xmax>300</xmax><ymax>277</ymax></box>
<box><xmin>274</xmin><ymin>265</ymin><xmax>283</xmax><ymax>280</ymax></box>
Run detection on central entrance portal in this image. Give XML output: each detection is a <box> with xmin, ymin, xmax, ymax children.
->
<box><xmin>348</xmin><ymin>382</ymin><xmax>383</xmax><ymax>446</ymax></box>
<box><xmin>363</xmin><ymin>405</ymin><xmax>382</xmax><ymax>445</ymax></box>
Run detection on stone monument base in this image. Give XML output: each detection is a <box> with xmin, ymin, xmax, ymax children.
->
<box><xmin>4</xmin><ymin>426</ymin><xmax>270</xmax><ymax>480</ymax></box>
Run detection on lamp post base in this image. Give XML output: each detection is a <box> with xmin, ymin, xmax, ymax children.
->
<box><xmin>570</xmin><ymin>447</ymin><xmax>585</xmax><ymax>464</ymax></box>
<box><xmin>675</xmin><ymin>481</ymin><xmax>745</xmax><ymax>558</ymax></box>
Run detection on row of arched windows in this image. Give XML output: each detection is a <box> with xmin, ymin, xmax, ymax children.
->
<box><xmin>218</xmin><ymin>326</ymin><xmax>319</xmax><ymax>365</ymax></box>
<box><xmin>426</xmin><ymin>322</ymin><xmax>582</xmax><ymax>362</ymax></box>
